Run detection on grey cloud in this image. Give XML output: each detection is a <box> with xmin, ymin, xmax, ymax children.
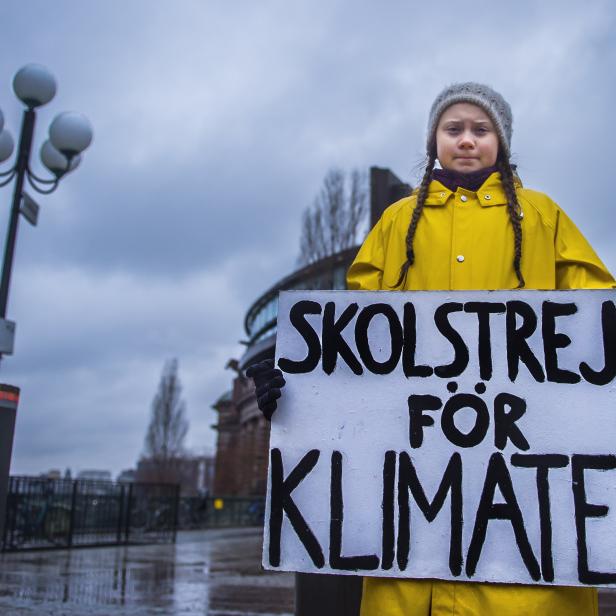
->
<box><xmin>0</xmin><ymin>0</ymin><xmax>614</xmax><ymax>476</ymax></box>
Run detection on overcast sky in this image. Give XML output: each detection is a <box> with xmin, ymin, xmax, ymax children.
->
<box><xmin>0</xmin><ymin>1</ymin><xmax>614</xmax><ymax>478</ymax></box>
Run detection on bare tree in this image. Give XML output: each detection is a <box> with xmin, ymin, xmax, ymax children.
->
<box><xmin>142</xmin><ymin>358</ymin><xmax>189</xmax><ymax>483</ymax></box>
<box><xmin>298</xmin><ymin>168</ymin><xmax>368</xmax><ymax>266</ymax></box>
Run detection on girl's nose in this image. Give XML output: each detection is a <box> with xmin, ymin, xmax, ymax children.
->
<box><xmin>458</xmin><ymin>132</ymin><xmax>475</xmax><ymax>148</ymax></box>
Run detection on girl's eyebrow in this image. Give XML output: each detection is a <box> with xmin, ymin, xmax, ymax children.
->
<box><xmin>440</xmin><ymin>119</ymin><xmax>493</xmax><ymax>128</ymax></box>
<box><xmin>441</xmin><ymin>118</ymin><xmax>491</xmax><ymax>124</ymax></box>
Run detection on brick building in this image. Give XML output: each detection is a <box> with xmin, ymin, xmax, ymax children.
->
<box><xmin>212</xmin><ymin>167</ymin><xmax>410</xmax><ymax>496</ymax></box>
<box><xmin>212</xmin><ymin>371</ymin><xmax>270</xmax><ymax>496</ymax></box>
<box><xmin>135</xmin><ymin>454</ymin><xmax>215</xmax><ymax>495</ymax></box>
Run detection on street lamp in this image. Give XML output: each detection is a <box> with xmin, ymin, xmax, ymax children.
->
<box><xmin>0</xmin><ymin>64</ymin><xmax>93</xmax><ymax>355</ymax></box>
<box><xmin>0</xmin><ymin>65</ymin><xmax>92</xmax><ymax>543</ymax></box>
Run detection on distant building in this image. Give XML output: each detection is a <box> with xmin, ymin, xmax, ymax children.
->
<box><xmin>135</xmin><ymin>454</ymin><xmax>215</xmax><ymax>496</ymax></box>
<box><xmin>117</xmin><ymin>469</ymin><xmax>136</xmax><ymax>483</ymax></box>
<box><xmin>77</xmin><ymin>470</ymin><xmax>113</xmax><ymax>482</ymax></box>
<box><xmin>41</xmin><ymin>469</ymin><xmax>62</xmax><ymax>480</ymax></box>
<box><xmin>212</xmin><ymin>166</ymin><xmax>411</xmax><ymax>496</ymax></box>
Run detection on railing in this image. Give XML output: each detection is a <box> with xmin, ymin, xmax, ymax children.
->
<box><xmin>2</xmin><ymin>476</ymin><xmax>266</xmax><ymax>552</ymax></box>
<box><xmin>178</xmin><ymin>495</ymin><xmax>265</xmax><ymax>529</ymax></box>
<box><xmin>2</xmin><ymin>476</ymin><xmax>179</xmax><ymax>551</ymax></box>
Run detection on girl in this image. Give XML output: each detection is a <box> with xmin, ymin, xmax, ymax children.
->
<box><xmin>249</xmin><ymin>82</ymin><xmax>615</xmax><ymax>615</ymax></box>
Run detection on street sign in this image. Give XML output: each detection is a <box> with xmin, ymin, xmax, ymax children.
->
<box><xmin>0</xmin><ymin>319</ymin><xmax>15</xmax><ymax>355</ymax></box>
<box><xmin>20</xmin><ymin>192</ymin><xmax>39</xmax><ymax>226</ymax></box>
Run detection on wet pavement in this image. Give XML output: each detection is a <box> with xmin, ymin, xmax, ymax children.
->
<box><xmin>0</xmin><ymin>527</ymin><xmax>294</xmax><ymax>615</ymax></box>
<box><xmin>2</xmin><ymin>527</ymin><xmax>616</xmax><ymax>615</ymax></box>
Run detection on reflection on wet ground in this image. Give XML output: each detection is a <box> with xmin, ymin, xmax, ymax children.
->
<box><xmin>0</xmin><ymin>527</ymin><xmax>293</xmax><ymax>615</ymax></box>
<box><xmin>2</xmin><ymin>527</ymin><xmax>616</xmax><ymax>615</ymax></box>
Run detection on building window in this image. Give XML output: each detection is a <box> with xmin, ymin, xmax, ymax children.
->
<box><xmin>333</xmin><ymin>265</ymin><xmax>347</xmax><ymax>289</ymax></box>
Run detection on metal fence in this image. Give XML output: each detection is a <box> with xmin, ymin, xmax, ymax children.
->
<box><xmin>178</xmin><ymin>495</ymin><xmax>265</xmax><ymax>529</ymax></box>
<box><xmin>2</xmin><ymin>476</ymin><xmax>179</xmax><ymax>551</ymax></box>
<box><xmin>2</xmin><ymin>476</ymin><xmax>266</xmax><ymax>552</ymax></box>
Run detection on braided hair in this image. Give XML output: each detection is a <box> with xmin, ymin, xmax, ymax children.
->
<box><xmin>393</xmin><ymin>150</ymin><xmax>437</xmax><ymax>288</ymax></box>
<box><xmin>497</xmin><ymin>154</ymin><xmax>525</xmax><ymax>288</ymax></box>
<box><xmin>393</xmin><ymin>151</ymin><xmax>525</xmax><ymax>289</ymax></box>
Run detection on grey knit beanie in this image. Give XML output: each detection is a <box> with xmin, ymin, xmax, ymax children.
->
<box><xmin>427</xmin><ymin>82</ymin><xmax>513</xmax><ymax>157</ymax></box>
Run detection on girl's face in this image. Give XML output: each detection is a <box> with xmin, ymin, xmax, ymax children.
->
<box><xmin>436</xmin><ymin>103</ymin><xmax>499</xmax><ymax>172</ymax></box>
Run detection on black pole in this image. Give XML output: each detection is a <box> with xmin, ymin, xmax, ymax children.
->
<box><xmin>125</xmin><ymin>482</ymin><xmax>133</xmax><ymax>544</ymax></box>
<box><xmin>172</xmin><ymin>483</ymin><xmax>180</xmax><ymax>543</ymax></box>
<box><xmin>67</xmin><ymin>479</ymin><xmax>78</xmax><ymax>548</ymax></box>
<box><xmin>116</xmin><ymin>483</ymin><xmax>125</xmax><ymax>544</ymax></box>
<box><xmin>0</xmin><ymin>109</ymin><xmax>35</xmax><ymax>319</ymax></box>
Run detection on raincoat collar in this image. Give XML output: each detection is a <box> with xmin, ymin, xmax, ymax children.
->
<box><xmin>432</xmin><ymin>165</ymin><xmax>498</xmax><ymax>192</ymax></box>
<box><xmin>421</xmin><ymin>171</ymin><xmax>511</xmax><ymax>207</ymax></box>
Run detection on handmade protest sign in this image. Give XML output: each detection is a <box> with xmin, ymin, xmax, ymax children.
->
<box><xmin>263</xmin><ymin>289</ymin><xmax>616</xmax><ymax>587</ymax></box>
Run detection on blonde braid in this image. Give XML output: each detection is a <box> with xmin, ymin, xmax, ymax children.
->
<box><xmin>392</xmin><ymin>152</ymin><xmax>436</xmax><ymax>288</ymax></box>
<box><xmin>497</xmin><ymin>157</ymin><xmax>525</xmax><ymax>288</ymax></box>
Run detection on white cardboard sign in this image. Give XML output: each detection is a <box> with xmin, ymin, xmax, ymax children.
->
<box><xmin>263</xmin><ymin>289</ymin><xmax>616</xmax><ymax>587</ymax></box>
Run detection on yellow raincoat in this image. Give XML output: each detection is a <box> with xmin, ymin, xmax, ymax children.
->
<box><xmin>346</xmin><ymin>171</ymin><xmax>615</xmax><ymax>616</ymax></box>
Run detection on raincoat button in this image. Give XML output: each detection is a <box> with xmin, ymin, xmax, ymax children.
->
<box><xmin>484</xmin><ymin>194</ymin><xmax>491</xmax><ymax>200</ymax></box>
<box><xmin>460</xmin><ymin>195</ymin><xmax>468</xmax><ymax>202</ymax></box>
<box><xmin>456</xmin><ymin>255</ymin><xmax>465</xmax><ymax>263</ymax></box>
<box><xmin>440</xmin><ymin>192</ymin><xmax>446</xmax><ymax>198</ymax></box>
<box><xmin>519</xmin><ymin>211</ymin><xmax>524</xmax><ymax>219</ymax></box>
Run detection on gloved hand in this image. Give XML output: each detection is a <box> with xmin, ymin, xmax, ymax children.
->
<box><xmin>245</xmin><ymin>359</ymin><xmax>286</xmax><ymax>420</ymax></box>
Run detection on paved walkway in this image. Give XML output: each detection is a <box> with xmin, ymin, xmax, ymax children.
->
<box><xmin>0</xmin><ymin>528</ymin><xmax>294</xmax><ymax>615</ymax></box>
<box><xmin>1</xmin><ymin>527</ymin><xmax>616</xmax><ymax>615</ymax></box>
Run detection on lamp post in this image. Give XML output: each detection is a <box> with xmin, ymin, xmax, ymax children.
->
<box><xmin>0</xmin><ymin>64</ymin><xmax>92</xmax><ymax>544</ymax></box>
<box><xmin>0</xmin><ymin>64</ymin><xmax>92</xmax><ymax>349</ymax></box>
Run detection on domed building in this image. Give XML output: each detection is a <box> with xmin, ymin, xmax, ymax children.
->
<box><xmin>212</xmin><ymin>167</ymin><xmax>411</xmax><ymax>496</ymax></box>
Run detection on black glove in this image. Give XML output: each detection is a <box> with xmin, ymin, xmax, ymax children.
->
<box><xmin>245</xmin><ymin>359</ymin><xmax>286</xmax><ymax>420</ymax></box>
